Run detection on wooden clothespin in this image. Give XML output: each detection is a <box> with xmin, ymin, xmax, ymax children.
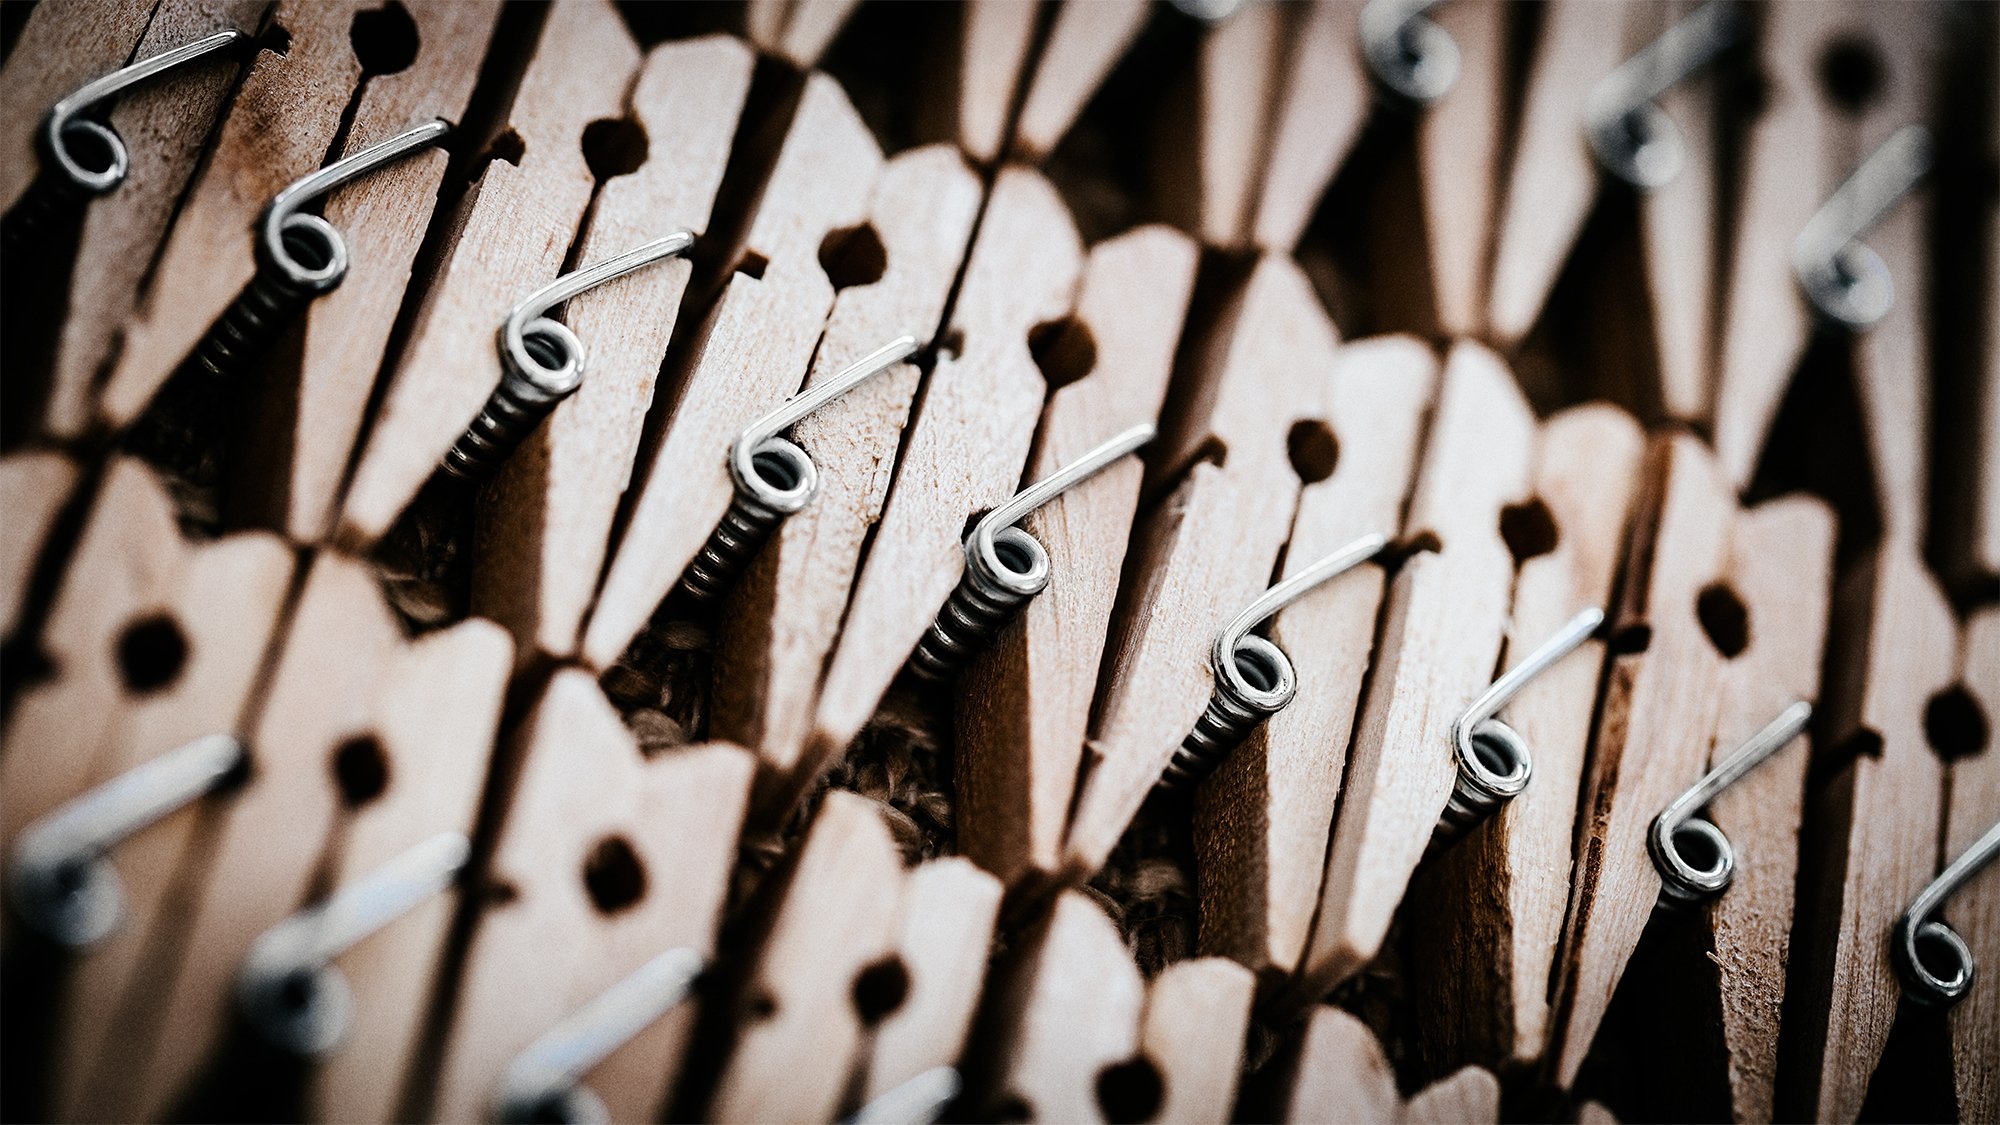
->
<box><xmin>1011</xmin><ymin>0</ymin><xmax>1151</xmax><ymax>163</ymax></box>
<box><xmin>1193</xmin><ymin>334</ymin><xmax>1435</xmax><ymax>979</ymax></box>
<box><xmin>951</xmin><ymin>224</ymin><xmax>1198</xmax><ymax>888</ymax></box>
<box><xmin>428</xmin><ymin>670</ymin><xmax>755</xmax><ymax>1122</ymax></box>
<box><xmin>706</xmin><ymin>143</ymin><xmax>982</xmax><ymax>776</ymax></box>
<box><xmin>95</xmin><ymin>553</ymin><xmax>511</xmax><ymax>1123</ymax></box>
<box><xmin>1249</xmin><ymin>0</ymin><xmax>1370</xmax><ymax>253</ymax></box>
<box><xmin>1274</xmin><ymin>1006</ymin><xmax>1502</xmax><ymax>1124</ymax></box>
<box><xmin>745</xmin><ymin>0</ymin><xmax>861</xmax><ymax>68</ymax></box>
<box><xmin>1138</xmin><ymin>957</ymin><xmax>1257</xmax><ymax>1124</ymax></box>
<box><xmin>0</xmin><ymin>450</ymin><xmax>81</xmax><ymax>640</ymax></box>
<box><xmin>945</xmin><ymin>0</ymin><xmax>1043</xmax><ymax>167</ymax></box>
<box><xmin>0</xmin><ymin>0</ymin><xmax>157</xmax><ymax>214</ymax></box>
<box><xmin>1160</xmin><ymin>0</ymin><xmax>1286</xmax><ymax>248</ymax></box>
<box><xmin>802</xmin><ymin>168</ymin><xmax>1082</xmax><ymax>789</ymax></box>
<box><xmin>1942</xmin><ymin>609</ymin><xmax>1998</xmax><ymax>1123</ymax></box>
<box><xmin>335</xmin><ymin>0</ymin><xmax>643</xmax><ymax>546</ymax></box>
<box><xmin>578</xmin><ymin>71</ymin><xmax>886</xmax><ymax>670</ymax></box>
<box><xmin>857</xmin><ymin>858</ymin><xmax>1004</xmax><ymax>1107</ymax></box>
<box><xmin>470</xmin><ymin>35</ymin><xmax>754</xmax><ymax>666</ymax></box>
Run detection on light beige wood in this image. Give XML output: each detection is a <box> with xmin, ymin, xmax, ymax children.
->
<box><xmin>41</xmin><ymin>0</ymin><xmax>262</xmax><ymax>440</ymax></box>
<box><xmin>806</xmin><ymin>168</ymin><xmax>1081</xmax><ymax>776</ymax></box>
<box><xmin>1249</xmin><ymin>0</ymin><xmax>1368</xmax><ymax>252</ymax></box>
<box><xmin>96</xmin><ymin>0</ymin><xmax>368</xmax><ymax>431</ymax></box>
<box><xmin>708</xmin><ymin>791</ymin><xmax>906</xmax><ymax>1124</ymax></box>
<box><xmin>1418</xmin><ymin>0</ymin><xmax>1508</xmax><ymax>338</ymax></box>
<box><xmin>1578</xmin><ymin>1100</ymin><xmax>1621</xmax><ymax>1124</ymax></box>
<box><xmin>1401</xmin><ymin>1066</ymin><xmax>1501</xmax><ymax>1124</ymax></box>
<box><xmin>99</xmin><ymin>555</ymin><xmax>511</xmax><ymax>1124</ymax></box>
<box><xmin>1283</xmin><ymin>1006</ymin><xmax>1399</xmax><ymax>1124</ymax></box>
<box><xmin>955</xmin><ymin>224</ymin><xmax>1198</xmax><ymax>886</ymax></box>
<box><xmin>1063</xmin><ymin>255</ymin><xmax>1336</xmax><ymax>878</ymax></box>
<box><xmin>1140</xmin><ymin>958</ymin><xmax>1255</xmax><ymax>1125</ymax></box>
<box><xmin>976</xmin><ymin>890</ymin><xmax>1146</xmax><ymax>1123</ymax></box>
<box><xmin>709</xmin><ymin>145</ymin><xmax>981</xmax><ymax>774</ymax></box>
<box><xmin>775</xmin><ymin>0</ymin><xmax>861</xmax><ymax>66</ymax></box>
<box><xmin>232</xmin><ymin>1</ymin><xmax>500</xmax><ymax>538</ymax></box>
<box><xmin>1403</xmin><ymin>403</ymin><xmax>1644</xmax><ymax>1070</ymax></box>
<box><xmin>1786</xmin><ymin>542</ymin><xmax>1951</xmax><ymax>1121</ymax></box>
<box><xmin>1978</xmin><ymin>117</ymin><xmax>2000</xmax><ymax>585</ymax></box>
<box><xmin>956</xmin><ymin>0</ymin><xmax>1041</xmax><ymax>165</ymax></box>
<box><xmin>1188</xmin><ymin>1</ymin><xmax>1283</xmax><ymax>247</ymax></box>
<box><xmin>1636</xmin><ymin>0</ymin><xmax>1723</xmax><ymax>423</ymax></box>
<box><xmin>0</xmin><ymin>450</ymin><xmax>80</xmax><ymax>639</ymax></box>
<box><xmin>580</xmin><ymin>72</ymin><xmax>884</xmax><ymax>668</ymax></box>
<box><xmin>1947</xmin><ymin>609</ymin><xmax>2000</xmax><ymax>1124</ymax></box>
<box><xmin>1011</xmin><ymin>0</ymin><xmax>1149</xmax><ymax>161</ymax></box>
<box><xmin>860</xmin><ymin>858</ymin><xmax>1004</xmax><ymax>1102</ymax></box>
<box><xmin>0</xmin><ymin>0</ymin><xmax>157</xmax><ymax>212</ymax></box>
<box><xmin>1547</xmin><ymin>435</ymin><xmax>1735</xmax><ymax>1086</ymax></box>
<box><xmin>1194</xmin><ymin>335</ymin><xmax>1435</xmax><ymax>978</ymax></box>
<box><xmin>1298</xmin><ymin>342</ymin><xmax>1537</xmax><ymax>1001</ymax></box>
<box><xmin>336</xmin><ymin>0</ymin><xmax>642</xmax><ymax>545</ymax></box>
<box><xmin>474</xmin><ymin>36</ymin><xmax>754</xmax><ymax>665</ymax></box>
<box><xmin>432</xmin><ymin>673</ymin><xmax>754</xmax><ymax>1123</ymax></box>
<box><xmin>746</xmin><ymin>0</ymin><xmax>789</xmax><ymax>48</ymax></box>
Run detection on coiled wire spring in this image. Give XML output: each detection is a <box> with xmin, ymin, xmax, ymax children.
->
<box><xmin>1893</xmin><ymin>817</ymin><xmax>2000</xmax><ymax>1008</ymax></box>
<box><xmin>1646</xmin><ymin>701</ymin><xmax>1811</xmax><ymax>909</ymax></box>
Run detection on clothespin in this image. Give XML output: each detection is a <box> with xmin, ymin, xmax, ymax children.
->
<box><xmin>1248</xmin><ymin>0</ymin><xmax>1372</xmax><ymax>253</ymax></box>
<box><xmin>1193</xmin><ymin>335</ymin><xmax>1435</xmax><ymax>979</ymax></box>
<box><xmin>1939</xmin><ymin>609</ymin><xmax>1999</xmax><ymax>1123</ymax></box>
<box><xmin>1011</xmin><ymin>0</ymin><xmax>1151</xmax><ymax>162</ymax></box>
<box><xmin>1138</xmin><ymin>957</ymin><xmax>1257</xmax><ymax>1123</ymax></box>
<box><xmin>428</xmin><ymin>671</ymin><xmax>755</xmax><ymax>1122</ymax></box>
<box><xmin>1272</xmin><ymin>1006</ymin><xmax>1501</xmax><ymax>1124</ymax></box>
<box><xmin>93</xmin><ymin>554</ymin><xmax>510</xmax><ymax>1123</ymax></box>
<box><xmin>949</xmin><ymin>225</ymin><xmax>1198</xmax><ymax>888</ymax></box>
<box><xmin>336</xmin><ymin>0</ymin><xmax>644</xmax><ymax>546</ymax></box>
<box><xmin>471</xmin><ymin>35</ymin><xmax>755</xmax><ymax>666</ymax></box>
<box><xmin>579</xmin><ymin>72</ymin><xmax>887</xmax><ymax>670</ymax></box>
<box><xmin>1163</xmin><ymin>1</ymin><xmax>1287</xmax><ymax>247</ymax></box>
<box><xmin>946</xmin><ymin>0</ymin><xmax>1043</xmax><ymax>166</ymax></box>
<box><xmin>857</xmin><ymin>859</ymin><xmax>1004</xmax><ymax>1107</ymax></box>
<box><xmin>0</xmin><ymin>450</ymin><xmax>81</xmax><ymax>640</ymax></box>
<box><xmin>745</xmin><ymin>0</ymin><xmax>861</xmax><ymax>68</ymax></box>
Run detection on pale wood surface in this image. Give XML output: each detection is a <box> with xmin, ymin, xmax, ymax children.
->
<box><xmin>337</xmin><ymin>0</ymin><xmax>642</xmax><ymax>544</ymax></box>
<box><xmin>1637</xmin><ymin>0</ymin><xmax>1723</xmax><ymax>423</ymax></box>
<box><xmin>1948</xmin><ymin>609</ymin><xmax>2000</xmax><ymax>1125</ymax></box>
<box><xmin>474</xmin><ymin>35</ymin><xmax>753</xmax><ymax>664</ymax></box>
<box><xmin>1283</xmin><ymin>1006</ymin><xmax>1399</xmax><ymax>1124</ymax></box>
<box><xmin>1140</xmin><ymin>957</ymin><xmax>1254</xmax><ymax>1125</ymax></box>
<box><xmin>1299</xmin><ymin>342</ymin><xmax>1537</xmax><ymax>1000</ymax></box>
<box><xmin>0</xmin><ymin>0</ymin><xmax>159</xmax><ymax>211</ymax></box>
<box><xmin>956</xmin><ymin>0</ymin><xmax>1040</xmax><ymax>165</ymax></box>
<box><xmin>708</xmin><ymin>792</ymin><xmax>905</xmax><ymax>1124</ymax></box>
<box><xmin>745</xmin><ymin>0</ymin><xmax>788</xmax><ymax>47</ymax></box>
<box><xmin>1420</xmin><ymin>0</ymin><xmax>1508</xmax><ymax>338</ymax></box>
<box><xmin>774</xmin><ymin>0</ymin><xmax>860</xmax><ymax>66</ymax></box>
<box><xmin>580</xmin><ymin>72</ymin><xmax>884</xmax><ymax>669</ymax></box>
<box><xmin>807</xmin><ymin>168</ymin><xmax>1081</xmax><ymax>766</ymax></box>
<box><xmin>0</xmin><ymin>450</ymin><xmax>80</xmax><ymax>638</ymax></box>
<box><xmin>1400</xmin><ymin>1066</ymin><xmax>1500</xmax><ymax>1124</ymax></box>
<box><xmin>432</xmin><ymin>673</ymin><xmax>754</xmax><ymax>1123</ymax></box>
<box><xmin>1190</xmin><ymin>1</ymin><xmax>1282</xmax><ymax>247</ymax></box>
<box><xmin>1011</xmin><ymin>0</ymin><xmax>1149</xmax><ymax>162</ymax></box>
<box><xmin>709</xmin><ymin>145</ymin><xmax>980</xmax><ymax>775</ymax></box>
<box><xmin>1249</xmin><ymin>0</ymin><xmax>1368</xmax><ymax>252</ymax></box>
<box><xmin>860</xmin><ymin>858</ymin><xmax>1004</xmax><ymax>1102</ymax></box>
<box><xmin>1194</xmin><ymin>335</ymin><xmax>1435</xmax><ymax>978</ymax></box>
<box><xmin>1063</xmin><ymin>255</ymin><xmax>1336</xmax><ymax>878</ymax></box>
<box><xmin>955</xmin><ymin>225</ymin><xmax>1198</xmax><ymax>886</ymax></box>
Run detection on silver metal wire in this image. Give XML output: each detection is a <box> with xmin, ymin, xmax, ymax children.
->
<box><xmin>1894</xmin><ymin>819</ymin><xmax>2000</xmax><ymax>1008</ymax></box>
<box><xmin>495</xmin><ymin>947</ymin><xmax>704</xmax><ymax>1123</ymax></box>
<box><xmin>1361</xmin><ymin>0</ymin><xmax>1460</xmax><ymax>107</ymax></box>
<box><xmin>1792</xmin><ymin>124</ymin><xmax>1933</xmax><ymax>330</ymax></box>
<box><xmin>1157</xmin><ymin>533</ymin><xmax>1389</xmax><ymax>789</ymax></box>
<box><xmin>1585</xmin><ymin>1</ymin><xmax>1742</xmax><ymax>189</ymax></box>
<box><xmin>844</xmin><ymin>1067</ymin><xmax>962</xmax><ymax>1125</ymax></box>
<box><xmin>680</xmin><ymin>336</ymin><xmax>918</xmax><ymax>601</ymax></box>
<box><xmin>907</xmin><ymin>423</ymin><xmax>1155</xmax><ymax>680</ymax></box>
<box><xmin>1647</xmin><ymin>701</ymin><xmax>1811</xmax><ymax>907</ymax></box>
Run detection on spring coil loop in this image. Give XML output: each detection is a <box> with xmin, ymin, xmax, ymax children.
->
<box><xmin>681</xmin><ymin>439</ymin><xmax>816</xmax><ymax>602</ymax></box>
<box><xmin>908</xmin><ymin>526</ymin><xmax>1049</xmax><ymax>681</ymax></box>
<box><xmin>441</xmin><ymin>321</ymin><xmax>585</xmax><ymax>482</ymax></box>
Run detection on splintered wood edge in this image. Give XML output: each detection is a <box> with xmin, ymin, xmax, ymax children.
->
<box><xmin>1249</xmin><ymin>0</ymin><xmax>1369</xmax><ymax>252</ymax></box>
<box><xmin>1012</xmin><ymin>0</ymin><xmax>1149</xmax><ymax>161</ymax></box>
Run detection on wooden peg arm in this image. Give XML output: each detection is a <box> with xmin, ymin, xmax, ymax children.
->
<box><xmin>1011</xmin><ymin>0</ymin><xmax>1150</xmax><ymax>162</ymax></box>
<box><xmin>1946</xmin><ymin>609</ymin><xmax>2000</xmax><ymax>1124</ymax></box>
<box><xmin>1281</xmin><ymin>1006</ymin><xmax>1400</xmax><ymax>1124</ymax></box>
<box><xmin>1249</xmin><ymin>0</ymin><xmax>1369</xmax><ymax>253</ymax></box>
<box><xmin>1141</xmin><ymin>957</ymin><xmax>1255</xmax><ymax>1124</ymax></box>
<box><xmin>0</xmin><ymin>450</ymin><xmax>80</xmax><ymax>640</ymax></box>
<box><xmin>859</xmin><ymin>858</ymin><xmax>1004</xmax><ymax>1104</ymax></box>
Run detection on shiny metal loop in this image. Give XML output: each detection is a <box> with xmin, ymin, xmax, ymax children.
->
<box><xmin>494</xmin><ymin>947</ymin><xmax>705</xmax><ymax>1124</ymax></box>
<box><xmin>1432</xmin><ymin>607</ymin><xmax>1604</xmax><ymax>845</ymax></box>
<box><xmin>1167</xmin><ymin>0</ymin><xmax>1244</xmax><ymax>22</ymax></box>
<box><xmin>1792</xmin><ymin>124</ymin><xmax>1934</xmax><ymax>329</ymax></box>
<box><xmin>236</xmin><ymin>831</ymin><xmax>469</xmax><ymax>1056</ymax></box>
<box><xmin>1648</xmin><ymin>701</ymin><xmax>1811</xmax><ymax>907</ymax></box>
<box><xmin>1894</xmin><ymin>820</ymin><xmax>2000</xmax><ymax>1008</ymax></box>
<box><xmin>7</xmin><ymin>733</ymin><xmax>243</xmax><ymax>948</ymax></box>
<box><xmin>41</xmin><ymin>29</ymin><xmax>246</xmax><ymax>195</ymax></box>
<box><xmin>259</xmin><ymin>119</ymin><xmax>451</xmax><ymax>292</ymax></box>
<box><xmin>682</xmin><ymin>336</ymin><xmax>919</xmax><ymax>601</ymax></box>
<box><xmin>1585</xmin><ymin>1</ymin><xmax>1742</xmax><ymax>188</ymax></box>
<box><xmin>1159</xmin><ymin>533</ymin><xmax>1390</xmax><ymax>789</ymax></box>
<box><xmin>844</xmin><ymin>1066</ymin><xmax>963</xmax><ymax>1125</ymax></box>
<box><xmin>907</xmin><ymin>423</ymin><xmax>1155</xmax><ymax>681</ymax></box>
<box><xmin>1361</xmin><ymin>0</ymin><xmax>1461</xmax><ymax>107</ymax></box>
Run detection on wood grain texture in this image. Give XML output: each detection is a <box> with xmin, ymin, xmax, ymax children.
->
<box><xmin>474</xmin><ymin>35</ymin><xmax>753</xmax><ymax>665</ymax></box>
<box><xmin>956</xmin><ymin>0</ymin><xmax>1040</xmax><ymax>165</ymax></box>
<box><xmin>1063</xmin><ymin>254</ymin><xmax>1336</xmax><ymax>878</ymax></box>
<box><xmin>1187</xmin><ymin>1</ymin><xmax>1282</xmax><ymax>247</ymax></box>
<box><xmin>1282</xmin><ymin>1006</ymin><xmax>1399</xmax><ymax>1124</ymax></box>
<box><xmin>337</xmin><ymin>0</ymin><xmax>642</xmax><ymax>544</ymax></box>
<box><xmin>708</xmin><ymin>791</ymin><xmax>905</xmax><ymax>1124</ymax></box>
<box><xmin>1947</xmin><ymin>609</ymin><xmax>2000</xmax><ymax>1124</ymax></box>
<box><xmin>1404</xmin><ymin>403</ymin><xmax>1645</xmax><ymax>1071</ymax></box>
<box><xmin>0</xmin><ymin>450</ymin><xmax>80</xmax><ymax>638</ymax></box>
<box><xmin>1249</xmin><ymin>0</ymin><xmax>1368</xmax><ymax>252</ymax></box>
<box><xmin>432</xmin><ymin>674</ymin><xmax>753</xmax><ymax>1123</ymax></box>
<box><xmin>1637</xmin><ymin>0</ymin><xmax>1723</xmax><ymax>423</ymax></box>
<box><xmin>1194</xmin><ymin>335</ymin><xmax>1435</xmax><ymax>978</ymax></box>
<box><xmin>1419</xmin><ymin>0</ymin><xmax>1508</xmax><ymax>338</ymax></box>
<box><xmin>1140</xmin><ymin>957</ymin><xmax>1254</xmax><ymax>1125</ymax></box>
<box><xmin>860</xmin><ymin>858</ymin><xmax>1004</xmax><ymax>1102</ymax></box>
<box><xmin>1298</xmin><ymin>342</ymin><xmax>1537</xmax><ymax>1000</ymax></box>
<box><xmin>1011</xmin><ymin>0</ymin><xmax>1148</xmax><ymax>162</ymax></box>
<box><xmin>1401</xmin><ymin>1066</ymin><xmax>1500</xmax><ymax>1124</ymax></box>
<box><xmin>104</xmin><ymin>554</ymin><xmax>510</xmax><ymax>1124</ymax></box>
<box><xmin>955</xmin><ymin>224</ymin><xmax>1198</xmax><ymax>886</ymax></box>
<box><xmin>709</xmin><ymin>145</ymin><xmax>981</xmax><ymax>774</ymax></box>
<box><xmin>580</xmin><ymin>72</ymin><xmax>884</xmax><ymax>669</ymax></box>
<box><xmin>807</xmin><ymin>168</ymin><xmax>1081</xmax><ymax>766</ymax></box>
<box><xmin>0</xmin><ymin>0</ymin><xmax>159</xmax><ymax>211</ymax></box>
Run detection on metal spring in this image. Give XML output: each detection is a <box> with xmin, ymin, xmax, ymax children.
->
<box><xmin>678</xmin><ymin>336</ymin><xmax>919</xmax><ymax>602</ymax></box>
<box><xmin>907</xmin><ymin>424</ymin><xmax>1153</xmax><ymax>681</ymax></box>
<box><xmin>1792</xmin><ymin>124</ymin><xmax>1933</xmax><ymax>330</ymax></box>
<box><xmin>1156</xmin><ymin>533</ymin><xmax>1388</xmax><ymax>790</ymax></box>
<box><xmin>1583</xmin><ymin>1</ymin><xmax>1741</xmax><ymax>190</ymax></box>
<box><xmin>1360</xmin><ymin>0</ymin><xmax>1460</xmax><ymax>107</ymax></box>
<box><xmin>1648</xmin><ymin>701</ymin><xmax>1811</xmax><ymax>908</ymax></box>
<box><xmin>2</xmin><ymin>169</ymin><xmax>95</xmax><ymax>252</ymax></box>
<box><xmin>1894</xmin><ymin>818</ymin><xmax>2000</xmax><ymax>1008</ymax></box>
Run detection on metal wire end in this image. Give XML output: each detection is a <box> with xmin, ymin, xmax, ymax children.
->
<box><xmin>1157</xmin><ymin>533</ymin><xmax>1390</xmax><ymax>790</ymax></box>
<box><xmin>1893</xmin><ymin>819</ymin><xmax>2000</xmax><ymax>1009</ymax></box>
<box><xmin>6</xmin><ymin>733</ymin><xmax>243</xmax><ymax>948</ymax></box>
<box><xmin>906</xmin><ymin>423</ymin><xmax>1156</xmax><ymax>681</ymax></box>
<box><xmin>1648</xmin><ymin>701</ymin><xmax>1811</xmax><ymax>908</ymax></box>
<box><xmin>2</xmin><ymin>28</ymin><xmax>245</xmax><ymax>249</ymax></box>
<box><xmin>190</xmin><ymin>119</ymin><xmax>450</xmax><ymax>382</ymax></box>
<box><xmin>235</xmin><ymin>831</ymin><xmax>469</xmax><ymax>1056</ymax></box>
<box><xmin>1585</xmin><ymin>1</ymin><xmax>1742</xmax><ymax>189</ymax></box>
<box><xmin>1792</xmin><ymin>123</ymin><xmax>1934</xmax><ymax>330</ymax></box>
<box><xmin>441</xmin><ymin>232</ymin><xmax>696</xmax><ymax>483</ymax></box>
<box><xmin>843</xmin><ymin>1067</ymin><xmax>963</xmax><ymax>1125</ymax></box>
<box><xmin>680</xmin><ymin>335</ymin><xmax>920</xmax><ymax>601</ymax></box>
<box><xmin>1430</xmin><ymin>606</ymin><xmax>1604</xmax><ymax>847</ymax></box>
<box><xmin>1361</xmin><ymin>0</ymin><xmax>1461</xmax><ymax>108</ymax></box>
<box><xmin>494</xmin><ymin>947</ymin><xmax>704</xmax><ymax>1124</ymax></box>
